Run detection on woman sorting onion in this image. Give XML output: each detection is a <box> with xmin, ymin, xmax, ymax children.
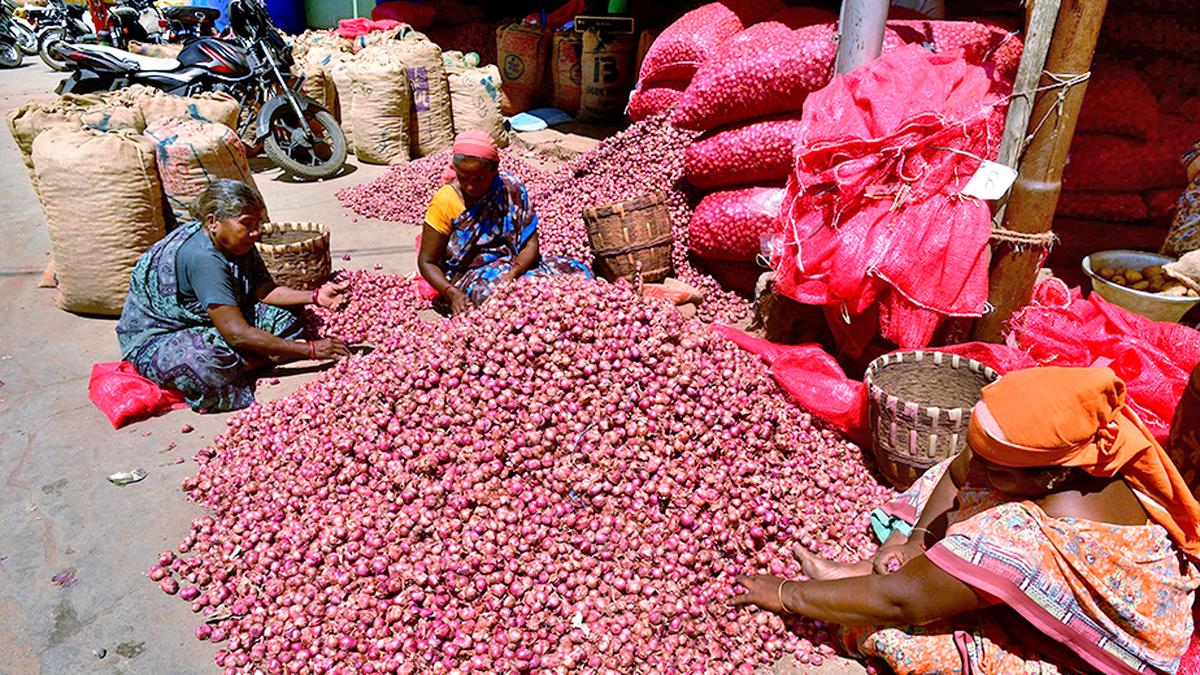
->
<box><xmin>732</xmin><ymin>367</ymin><xmax>1200</xmax><ymax>674</ymax></box>
<box><xmin>117</xmin><ymin>179</ymin><xmax>350</xmax><ymax>413</ymax></box>
<box><xmin>419</xmin><ymin>130</ymin><xmax>591</xmax><ymax>315</ymax></box>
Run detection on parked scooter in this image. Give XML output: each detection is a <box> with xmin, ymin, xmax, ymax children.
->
<box><xmin>36</xmin><ymin>0</ymin><xmax>95</xmax><ymax>71</ymax></box>
<box><xmin>159</xmin><ymin>5</ymin><xmax>219</xmax><ymax>43</ymax></box>
<box><xmin>1</xmin><ymin>0</ymin><xmax>37</xmax><ymax>55</ymax></box>
<box><xmin>105</xmin><ymin>0</ymin><xmax>165</xmax><ymax>50</ymax></box>
<box><xmin>55</xmin><ymin>0</ymin><xmax>347</xmax><ymax>180</ymax></box>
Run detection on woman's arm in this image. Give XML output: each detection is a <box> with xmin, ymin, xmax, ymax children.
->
<box><xmin>256</xmin><ymin>279</ymin><xmax>350</xmax><ymax>309</ymax></box>
<box><xmin>872</xmin><ymin>449</ymin><xmax>972</xmax><ymax>573</ymax></box>
<box><xmin>732</xmin><ymin>554</ymin><xmax>990</xmax><ymax>626</ymax></box>
<box><xmin>503</xmin><ymin>231</ymin><xmax>541</xmax><ymax>281</ymax></box>
<box><xmin>208</xmin><ymin>305</ymin><xmax>348</xmax><ymax>360</ymax></box>
<box><xmin>417</xmin><ymin>225</ymin><xmax>471</xmax><ymax>315</ymax></box>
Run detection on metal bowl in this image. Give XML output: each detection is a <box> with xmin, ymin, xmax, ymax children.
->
<box><xmin>1082</xmin><ymin>250</ymin><xmax>1199</xmax><ymax>323</ymax></box>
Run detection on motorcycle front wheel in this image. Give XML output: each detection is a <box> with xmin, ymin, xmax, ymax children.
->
<box><xmin>38</xmin><ymin>27</ymin><xmax>68</xmax><ymax>70</ymax></box>
<box><xmin>263</xmin><ymin>106</ymin><xmax>347</xmax><ymax>181</ymax></box>
<box><xmin>0</xmin><ymin>40</ymin><xmax>22</xmax><ymax>67</ymax></box>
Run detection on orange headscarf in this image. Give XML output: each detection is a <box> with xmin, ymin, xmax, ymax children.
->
<box><xmin>968</xmin><ymin>366</ymin><xmax>1200</xmax><ymax>560</ymax></box>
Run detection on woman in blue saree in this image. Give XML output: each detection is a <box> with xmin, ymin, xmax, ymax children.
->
<box><xmin>417</xmin><ymin>130</ymin><xmax>591</xmax><ymax>315</ymax></box>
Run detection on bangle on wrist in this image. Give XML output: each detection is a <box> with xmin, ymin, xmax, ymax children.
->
<box><xmin>312</xmin><ymin>286</ymin><xmax>321</xmax><ymax>306</ymax></box>
<box><xmin>776</xmin><ymin>580</ymin><xmax>792</xmax><ymax>614</ymax></box>
<box><xmin>910</xmin><ymin>526</ymin><xmax>933</xmax><ymax>549</ymax></box>
<box><xmin>308</xmin><ymin>340</ymin><xmax>316</xmax><ymax>360</ymax></box>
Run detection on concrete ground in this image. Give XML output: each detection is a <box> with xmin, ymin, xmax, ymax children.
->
<box><xmin>0</xmin><ymin>59</ymin><xmax>863</xmax><ymax>674</ymax></box>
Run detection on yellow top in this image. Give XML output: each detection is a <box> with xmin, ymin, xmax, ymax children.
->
<box><xmin>424</xmin><ymin>184</ymin><xmax>466</xmax><ymax>235</ymax></box>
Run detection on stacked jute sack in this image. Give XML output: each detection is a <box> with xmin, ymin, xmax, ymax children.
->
<box><xmin>292</xmin><ymin>27</ymin><xmax>508</xmax><ymax>164</ymax></box>
<box><xmin>7</xmin><ymin>86</ymin><xmax>259</xmax><ymax>316</ymax></box>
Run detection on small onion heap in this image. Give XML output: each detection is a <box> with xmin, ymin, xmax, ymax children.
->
<box><xmin>160</xmin><ymin>276</ymin><xmax>890</xmax><ymax>674</ymax></box>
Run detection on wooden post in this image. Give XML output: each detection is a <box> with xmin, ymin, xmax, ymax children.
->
<box><xmin>972</xmin><ymin>0</ymin><xmax>1109</xmax><ymax>342</ymax></box>
<box><xmin>834</xmin><ymin>0</ymin><xmax>890</xmax><ymax>74</ymax></box>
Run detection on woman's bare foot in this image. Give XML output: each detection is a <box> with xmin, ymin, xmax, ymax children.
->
<box><xmin>792</xmin><ymin>546</ymin><xmax>872</xmax><ymax>581</ymax></box>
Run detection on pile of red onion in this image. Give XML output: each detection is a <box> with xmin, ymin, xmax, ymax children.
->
<box><xmin>335</xmin><ymin>115</ymin><xmax>755</xmax><ymax>324</ymax></box>
<box><xmin>159</xmin><ymin>276</ymin><xmax>890</xmax><ymax>673</ymax></box>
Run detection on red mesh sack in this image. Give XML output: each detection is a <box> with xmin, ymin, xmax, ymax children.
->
<box><xmin>887</xmin><ymin>19</ymin><xmax>1023</xmax><ymax>82</ymax></box>
<box><xmin>1064</xmin><ymin>121</ymin><xmax>1194</xmax><ymax>193</ymax></box>
<box><xmin>689</xmin><ymin>187</ymin><xmax>785</xmax><ymax>261</ymax></box>
<box><xmin>1168</xmin><ymin>365</ymin><xmax>1200</xmax><ymax>500</ymax></box>
<box><xmin>767</xmin><ymin>6</ymin><xmax>836</xmax><ymax>29</ymax></box>
<box><xmin>1076</xmin><ymin>65</ymin><xmax>1159</xmax><ymax>140</ymax></box>
<box><xmin>627</xmin><ymin>84</ymin><xmax>686</xmax><ymax>122</ymax></box>
<box><xmin>1146</xmin><ymin>188</ymin><xmax>1180</xmax><ymax>225</ymax></box>
<box><xmin>1056</xmin><ymin>191</ymin><xmax>1149</xmax><ymax>222</ymax></box>
<box><xmin>685</xmin><ymin>117</ymin><xmax>804</xmax><ymax>190</ymax></box>
<box><xmin>89</xmin><ymin>362</ymin><xmax>186</xmax><ymax>429</ymax></box>
<box><xmin>696</xmin><ymin>259</ymin><xmax>766</xmax><ymax>296</ymax></box>
<box><xmin>670</xmin><ymin>23</ymin><xmax>837</xmax><ymax>131</ymax></box>
<box><xmin>772</xmin><ymin>46</ymin><xmax>1008</xmax><ymax>349</ymax></box>
<box><xmin>712</xmin><ymin>324</ymin><xmax>869</xmax><ymax>443</ymax></box>
<box><xmin>636</xmin><ymin>3</ymin><xmax>742</xmax><ymax>88</ymax></box>
<box><xmin>1006</xmin><ymin>278</ymin><xmax>1200</xmax><ymax>442</ymax></box>
<box><xmin>370</xmin><ymin>2</ymin><xmax>435</xmax><ymax>31</ymax></box>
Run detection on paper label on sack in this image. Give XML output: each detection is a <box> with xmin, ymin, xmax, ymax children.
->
<box><xmin>961</xmin><ymin>161</ymin><xmax>1018</xmax><ymax>201</ymax></box>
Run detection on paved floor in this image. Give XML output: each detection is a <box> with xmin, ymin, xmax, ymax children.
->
<box><xmin>0</xmin><ymin>59</ymin><xmax>863</xmax><ymax>675</ymax></box>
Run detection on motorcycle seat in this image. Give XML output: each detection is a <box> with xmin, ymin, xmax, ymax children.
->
<box><xmin>73</xmin><ymin>43</ymin><xmax>179</xmax><ymax>71</ymax></box>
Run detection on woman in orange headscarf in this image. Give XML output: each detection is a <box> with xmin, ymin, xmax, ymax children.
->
<box><xmin>417</xmin><ymin>130</ymin><xmax>591</xmax><ymax>315</ymax></box>
<box><xmin>732</xmin><ymin>367</ymin><xmax>1200</xmax><ymax>674</ymax></box>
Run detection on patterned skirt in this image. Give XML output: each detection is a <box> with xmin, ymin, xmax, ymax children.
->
<box><xmin>126</xmin><ymin>303</ymin><xmax>303</xmax><ymax>413</ymax></box>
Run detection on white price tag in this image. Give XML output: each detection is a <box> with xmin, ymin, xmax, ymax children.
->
<box><xmin>961</xmin><ymin>160</ymin><xmax>1018</xmax><ymax>201</ymax></box>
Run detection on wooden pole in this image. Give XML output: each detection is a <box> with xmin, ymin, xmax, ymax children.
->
<box><xmin>972</xmin><ymin>0</ymin><xmax>1108</xmax><ymax>342</ymax></box>
<box><xmin>834</xmin><ymin>0</ymin><xmax>889</xmax><ymax>74</ymax></box>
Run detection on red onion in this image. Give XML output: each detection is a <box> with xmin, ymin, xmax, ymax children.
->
<box><xmin>161</xmin><ymin>276</ymin><xmax>891</xmax><ymax>672</ymax></box>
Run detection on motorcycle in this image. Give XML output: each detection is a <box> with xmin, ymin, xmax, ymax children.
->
<box><xmin>55</xmin><ymin>0</ymin><xmax>347</xmax><ymax>180</ymax></box>
<box><xmin>0</xmin><ymin>25</ymin><xmax>21</xmax><ymax>66</ymax></box>
<box><xmin>160</xmin><ymin>4</ymin><xmax>219</xmax><ymax>43</ymax></box>
<box><xmin>105</xmin><ymin>0</ymin><xmax>164</xmax><ymax>49</ymax></box>
<box><xmin>36</xmin><ymin>0</ymin><xmax>95</xmax><ymax>71</ymax></box>
<box><xmin>1</xmin><ymin>0</ymin><xmax>37</xmax><ymax>55</ymax></box>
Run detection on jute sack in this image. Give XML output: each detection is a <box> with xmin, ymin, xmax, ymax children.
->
<box><xmin>293</xmin><ymin>29</ymin><xmax>353</xmax><ymax>63</ymax></box>
<box><xmin>375</xmin><ymin>37</ymin><xmax>454</xmax><ymax>157</ymax></box>
<box><xmin>448</xmin><ymin>65</ymin><xmax>509</xmax><ymax>147</ymax></box>
<box><xmin>144</xmin><ymin>117</ymin><xmax>259</xmax><ymax>223</ymax></box>
<box><xmin>108</xmin><ymin>85</ymin><xmax>241</xmax><ymax>130</ymax></box>
<box><xmin>6</xmin><ymin>99</ymin><xmax>145</xmax><ymax>189</ymax></box>
<box><xmin>344</xmin><ymin>51</ymin><xmax>411</xmax><ymax>164</ymax></box>
<box><xmin>551</xmin><ymin>30</ymin><xmax>582</xmax><ymax>115</ymax></box>
<box><xmin>302</xmin><ymin>47</ymin><xmax>346</xmax><ymax>118</ymax></box>
<box><xmin>330</xmin><ymin>60</ymin><xmax>356</xmax><ymax>150</ymax></box>
<box><xmin>578</xmin><ymin>30</ymin><xmax>635</xmax><ymax>123</ymax></box>
<box><xmin>496</xmin><ymin>23</ymin><xmax>550</xmax><ymax>115</ymax></box>
<box><xmin>32</xmin><ymin>125</ymin><xmax>166</xmax><ymax>315</ymax></box>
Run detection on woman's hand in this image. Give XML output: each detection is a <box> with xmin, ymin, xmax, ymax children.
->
<box><xmin>871</xmin><ymin>538</ymin><xmax>925</xmax><ymax>575</ymax></box>
<box><xmin>310</xmin><ymin>337</ymin><xmax>350</xmax><ymax>360</ymax></box>
<box><xmin>729</xmin><ymin>574</ymin><xmax>790</xmax><ymax>614</ymax></box>
<box><xmin>446</xmin><ymin>287</ymin><xmax>472</xmax><ymax>316</ymax></box>
<box><xmin>316</xmin><ymin>280</ymin><xmax>350</xmax><ymax>309</ymax></box>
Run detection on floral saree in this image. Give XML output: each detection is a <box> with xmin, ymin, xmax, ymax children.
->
<box><xmin>442</xmin><ymin>171</ymin><xmax>591</xmax><ymax>307</ymax></box>
<box><xmin>847</xmin><ymin>458</ymin><xmax>1199</xmax><ymax>674</ymax></box>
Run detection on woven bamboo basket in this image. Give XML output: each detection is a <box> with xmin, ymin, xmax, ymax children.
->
<box><xmin>255</xmin><ymin>222</ymin><xmax>331</xmax><ymax>291</ymax></box>
<box><xmin>582</xmin><ymin>192</ymin><xmax>673</xmax><ymax>283</ymax></box>
<box><xmin>865</xmin><ymin>351</ymin><xmax>999</xmax><ymax>489</ymax></box>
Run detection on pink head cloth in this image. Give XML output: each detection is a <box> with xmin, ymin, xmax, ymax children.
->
<box><xmin>452</xmin><ymin>130</ymin><xmax>500</xmax><ymax>163</ymax></box>
<box><xmin>443</xmin><ymin>130</ymin><xmax>500</xmax><ymax>184</ymax></box>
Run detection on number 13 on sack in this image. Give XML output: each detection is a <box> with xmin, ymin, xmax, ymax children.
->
<box><xmin>962</xmin><ymin>160</ymin><xmax>1019</xmax><ymax>201</ymax></box>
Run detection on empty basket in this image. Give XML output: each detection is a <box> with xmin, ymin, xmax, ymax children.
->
<box><xmin>256</xmin><ymin>222</ymin><xmax>331</xmax><ymax>291</ymax></box>
<box><xmin>583</xmin><ymin>192</ymin><xmax>674</xmax><ymax>283</ymax></box>
<box><xmin>865</xmin><ymin>350</ymin><xmax>999</xmax><ymax>489</ymax></box>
